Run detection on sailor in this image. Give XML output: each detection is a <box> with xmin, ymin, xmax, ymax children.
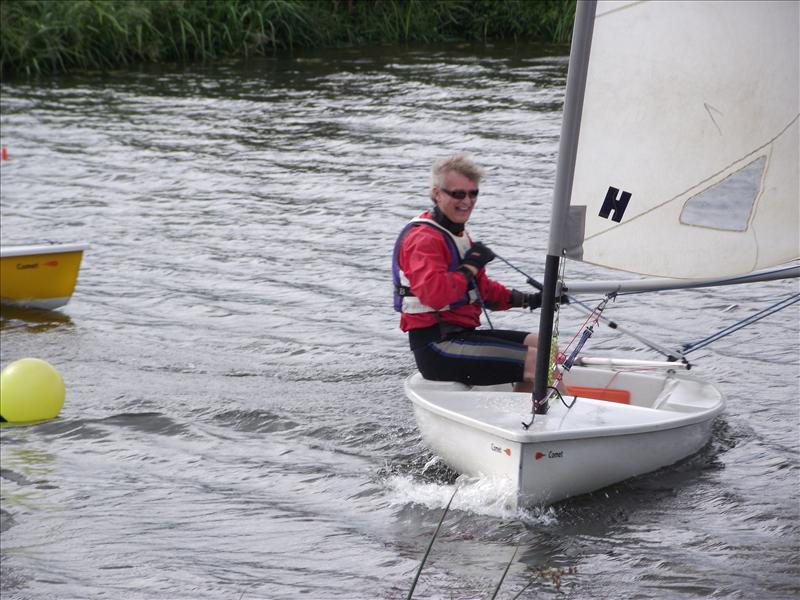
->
<box><xmin>393</xmin><ymin>153</ymin><xmax>543</xmax><ymax>392</ymax></box>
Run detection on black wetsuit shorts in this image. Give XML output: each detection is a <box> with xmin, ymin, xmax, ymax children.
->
<box><xmin>408</xmin><ymin>325</ymin><xmax>528</xmax><ymax>386</ymax></box>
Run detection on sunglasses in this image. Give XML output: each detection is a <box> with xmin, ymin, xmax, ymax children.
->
<box><xmin>441</xmin><ymin>188</ymin><xmax>479</xmax><ymax>200</ymax></box>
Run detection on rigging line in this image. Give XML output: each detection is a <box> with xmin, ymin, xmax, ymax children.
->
<box><xmin>682</xmin><ymin>292</ymin><xmax>800</xmax><ymax>354</ymax></box>
<box><xmin>523</xmin><ymin>294</ymin><xmax>612</xmax><ymax>429</ymax></box>
<box><xmin>552</xmin><ymin>249</ymin><xmax>567</xmax><ymax>337</ymax></box>
<box><xmin>686</xmin><ymin>293</ymin><xmax>799</xmax><ymax>349</ymax></box>
<box><xmin>473</xmin><ymin>283</ymin><xmax>494</xmax><ymax>330</ymax></box>
<box><xmin>561</xmin><ymin>295</ymin><xmax>612</xmax><ymax>365</ymax></box>
<box><xmin>568</xmin><ymin>297</ymin><xmax>686</xmax><ymax>360</ymax></box>
<box><xmin>492</xmin><ymin>251</ymin><xmax>543</xmax><ymax>290</ymax></box>
<box><xmin>492</xmin><ymin>251</ymin><xmax>684</xmax><ymax>360</ymax></box>
<box><xmin>561</xmin><ymin>295</ymin><xmax>601</xmax><ymax>355</ymax></box>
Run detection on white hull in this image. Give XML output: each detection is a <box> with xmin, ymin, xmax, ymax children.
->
<box><xmin>406</xmin><ymin>364</ymin><xmax>724</xmax><ymax>508</ymax></box>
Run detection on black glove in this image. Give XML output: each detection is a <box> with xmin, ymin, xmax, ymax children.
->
<box><xmin>510</xmin><ymin>289</ymin><xmax>542</xmax><ymax>311</ymax></box>
<box><xmin>510</xmin><ymin>289</ymin><xmax>569</xmax><ymax>310</ymax></box>
<box><xmin>461</xmin><ymin>242</ymin><xmax>495</xmax><ymax>271</ymax></box>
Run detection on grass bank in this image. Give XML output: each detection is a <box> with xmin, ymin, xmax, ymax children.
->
<box><xmin>1</xmin><ymin>0</ymin><xmax>576</xmax><ymax>78</ymax></box>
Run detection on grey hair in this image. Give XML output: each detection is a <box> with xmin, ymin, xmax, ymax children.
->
<box><xmin>430</xmin><ymin>153</ymin><xmax>485</xmax><ymax>201</ymax></box>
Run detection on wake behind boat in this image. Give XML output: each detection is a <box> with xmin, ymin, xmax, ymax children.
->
<box><xmin>0</xmin><ymin>242</ymin><xmax>88</xmax><ymax>309</ymax></box>
<box><xmin>404</xmin><ymin>0</ymin><xmax>798</xmax><ymax>507</ymax></box>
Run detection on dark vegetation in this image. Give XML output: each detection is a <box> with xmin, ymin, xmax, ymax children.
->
<box><xmin>1</xmin><ymin>0</ymin><xmax>576</xmax><ymax>78</ymax></box>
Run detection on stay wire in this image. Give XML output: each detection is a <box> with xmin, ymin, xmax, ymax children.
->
<box><xmin>494</xmin><ymin>250</ymin><xmax>798</xmax><ymax>359</ymax></box>
<box><xmin>493</xmin><ymin>251</ymin><xmax>682</xmax><ymax>360</ymax></box>
<box><xmin>681</xmin><ymin>292</ymin><xmax>800</xmax><ymax>354</ymax></box>
<box><xmin>522</xmin><ymin>293</ymin><xmax>611</xmax><ymax>429</ymax></box>
<box><xmin>493</xmin><ymin>251</ymin><xmax>543</xmax><ymax>291</ymax></box>
<box><xmin>473</xmin><ymin>283</ymin><xmax>494</xmax><ymax>330</ymax></box>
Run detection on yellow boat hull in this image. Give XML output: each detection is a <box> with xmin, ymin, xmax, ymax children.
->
<box><xmin>0</xmin><ymin>243</ymin><xmax>88</xmax><ymax>309</ymax></box>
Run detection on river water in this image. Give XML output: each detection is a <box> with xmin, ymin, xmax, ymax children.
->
<box><xmin>1</xmin><ymin>43</ymin><xmax>798</xmax><ymax>600</ymax></box>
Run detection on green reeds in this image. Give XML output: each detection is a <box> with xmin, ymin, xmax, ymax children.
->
<box><xmin>1</xmin><ymin>0</ymin><xmax>576</xmax><ymax>78</ymax></box>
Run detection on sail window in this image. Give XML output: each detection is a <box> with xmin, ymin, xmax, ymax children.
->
<box><xmin>679</xmin><ymin>156</ymin><xmax>766</xmax><ymax>231</ymax></box>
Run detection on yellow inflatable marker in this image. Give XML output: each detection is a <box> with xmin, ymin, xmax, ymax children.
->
<box><xmin>0</xmin><ymin>358</ymin><xmax>65</xmax><ymax>423</ymax></box>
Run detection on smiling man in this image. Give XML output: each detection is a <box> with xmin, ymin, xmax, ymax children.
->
<box><xmin>392</xmin><ymin>153</ymin><xmax>543</xmax><ymax>391</ymax></box>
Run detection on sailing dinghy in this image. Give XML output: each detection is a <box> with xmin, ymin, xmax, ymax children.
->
<box><xmin>407</xmin><ymin>360</ymin><xmax>723</xmax><ymax>507</ymax></box>
<box><xmin>0</xmin><ymin>243</ymin><xmax>88</xmax><ymax>310</ymax></box>
<box><xmin>405</xmin><ymin>0</ymin><xmax>799</xmax><ymax>508</ymax></box>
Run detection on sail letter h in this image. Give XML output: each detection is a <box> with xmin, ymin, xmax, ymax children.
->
<box><xmin>599</xmin><ymin>186</ymin><xmax>632</xmax><ymax>222</ymax></box>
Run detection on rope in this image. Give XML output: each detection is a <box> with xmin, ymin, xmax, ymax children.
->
<box><xmin>559</xmin><ymin>295</ymin><xmax>614</xmax><ymax>369</ymax></box>
<box><xmin>566</xmin><ymin>293</ymin><xmax>685</xmax><ymax>360</ymax></box>
<box><xmin>491</xmin><ymin>251</ymin><xmax>797</xmax><ymax>362</ymax></box>
<box><xmin>492</xmin><ymin>251</ymin><xmax>685</xmax><ymax>360</ymax></box>
<box><xmin>544</xmin><ymin>386</ymin><xmax>577</xmax><ymax>410</ymax></box>
<box><xmin>493</xmin><ymin>252</ymin><xmax>542</xmax><ymax>290</ymax></box>
<box><xmin>682</xmin><ymin>292</ymin><xmax>800</xmax><ymax>354</ymax></box>
<box><xmin>473</xmin><ymin>284</ymin><xmax>494</xmax><ymax>329</ymax></box>
<box><xmin>547</xmin><ymin>255</ymin><xmax>570</xmax><ymax>385</ymax></box>
<box><xmin>522</xmin><ymin>293</ymin><xmax>613</xmax><ymax>429</ymax></box>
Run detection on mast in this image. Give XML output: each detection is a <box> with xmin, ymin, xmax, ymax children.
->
<box><xmin>533</xmin><ymin>0</ymin><xmax>597</xmax><ymax>412</ymax></box>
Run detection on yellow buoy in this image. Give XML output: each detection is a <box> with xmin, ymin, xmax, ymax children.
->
<box><xmin>0</xmin><ymin>358</ymin><xmax>65</xmax><ymax>423</ymax></box>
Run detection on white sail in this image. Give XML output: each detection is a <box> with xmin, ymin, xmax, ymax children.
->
<box><xmin>564</xmin><ymin>0</ymin><xmax>799</xmax><ymax>279</ymax></box>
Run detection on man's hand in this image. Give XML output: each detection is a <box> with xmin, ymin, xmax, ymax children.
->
<box><xmin>510</xmin><ymin>289</ymin><xmax>569</xmax><ymax>310</ymax></box>
<box><xmin>461</xmin><ymin>242</ymin><xmax>495</xmax><ymax>271</ymax></box>
<box><xmin>510</xmin><ymin>289</ymin><xmax>541</xmax><ymax>311</ymax></box>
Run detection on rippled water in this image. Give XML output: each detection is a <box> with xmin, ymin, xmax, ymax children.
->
<box><xmin>1</xmin><ymin>43</ymin><xmax>798</xmax><ymax>599</ymax></box>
